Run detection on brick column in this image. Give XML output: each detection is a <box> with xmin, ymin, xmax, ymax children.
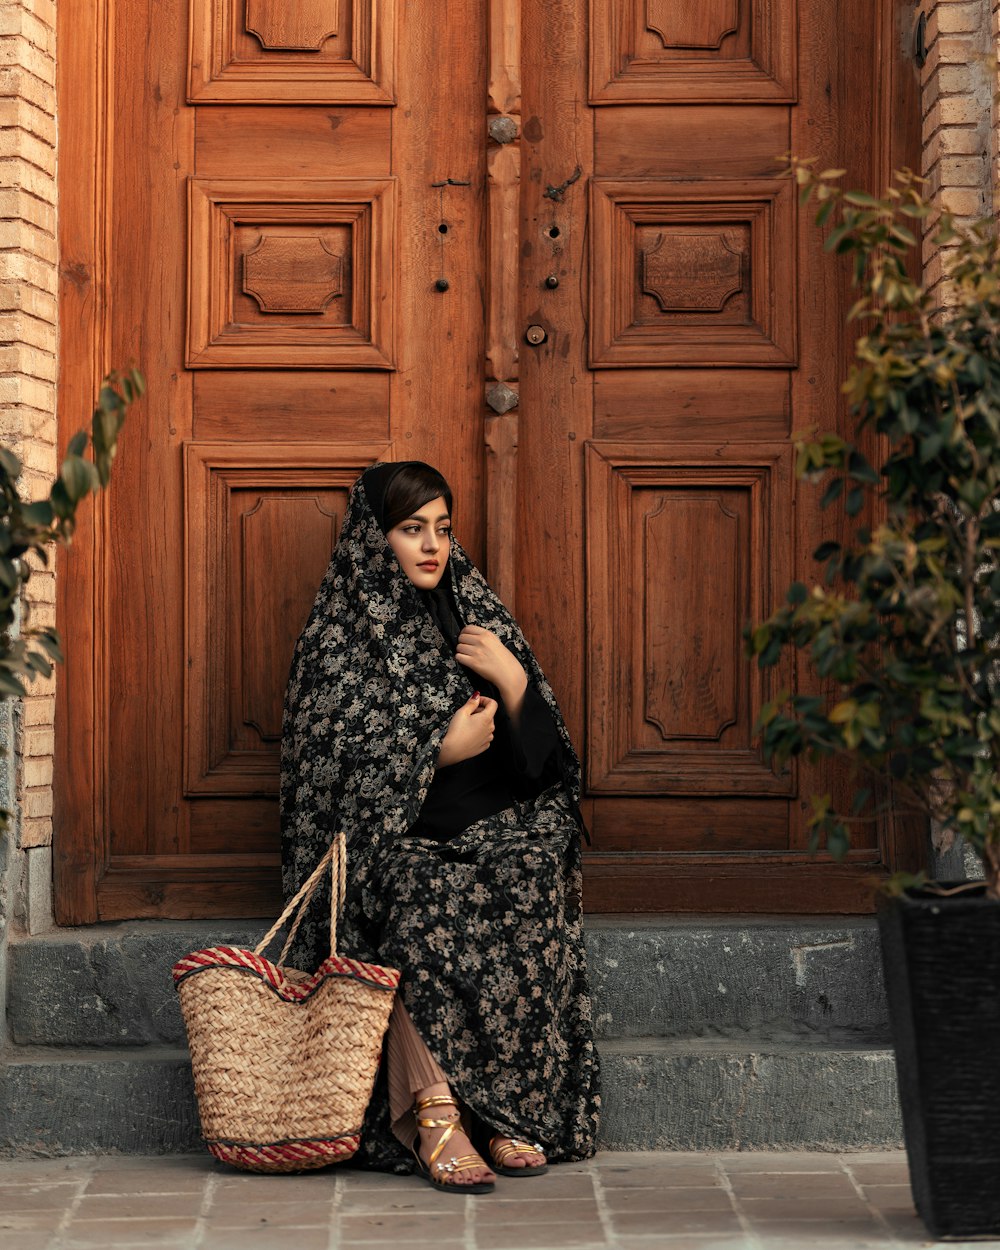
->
<box><xmin>918</xmin><ymin>1</ymin><xmax>996</xmax><ymax>883</ymax></box>
<box><xmin>995</xmin><ymin>0</ymin><xmax>1000</xmax><ymax>215</ymax></box>
<box><xmin>0</xmin><ymin>0</ymin><xmax>57</xmax><ymax>867</ymax></box>
<box><xmin>919</xmin><ymin>0</ymin><xmax>994</xmax><ymax>294</ymax></box>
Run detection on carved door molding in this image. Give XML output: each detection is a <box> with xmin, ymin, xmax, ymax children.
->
<box><xmin>590</xmin><ymin>0</ymin><xmax>797</xmax><ymax>103</ymax></box>
<box><xmin>585</xmin><ymin>441</ymin><xmax>794</xmax><ymax>795</ymax></box>
<box><xmin>189</xmin><ymin>0</ymin><xmax>395</xmax><ymax>104</ymax></box>
<box><xmin>183</xmin><ymin>442</ymin><xmax>391</xmax><ymax>799</ymax></box>
<box><xmin>186</xmin><ymin>177</ymin><xmax>397</xmax><ymax>368</ymax></box>
<box><xmin>588</xmin><ymin>178</ymin><xmax>796</xmax><ymax>367</ymax></box>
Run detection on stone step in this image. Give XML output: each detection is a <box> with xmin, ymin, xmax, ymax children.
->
<box><xmin>587</xmin><ymin>916</ymin><xmax>888</xmax><ymax>1043</ymax></box>
<box><xmin>0</xmin><ymin>1039</ymin><xmax>902</xmax><ymax>1157</ymax></box>
<box><xmin>6</xmin><ymin>916</ymin><xmax>889</xmax><ymax>1048</ymax></box>
<box><xmin>598</xmin><ymin>1039</ymin><xmax>901</xmax><ymax>1151</ymax></box>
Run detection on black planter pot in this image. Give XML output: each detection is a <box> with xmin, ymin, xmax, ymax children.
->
<box><xmin>877</xmin><ymin>886</ymin><xmax>1000</xmax><ymax>1239</ymax></box>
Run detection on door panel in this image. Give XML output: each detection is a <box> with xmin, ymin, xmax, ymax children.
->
<box><xmin>585</xmin><ymin>443</ymin><xmax>793</xmax><ymax>796</ymax></box>
<box><xmin>517</xmin><ymin>0</ymin><xmax>923</xmax><ymax>912</ymax></box>
<box><xmin>56</xmin><ymin>0</ymin><xmax>920</xmax><ymax>923</ymax></box>
<box><xmin>183</xmin><ymin>443</ymin><xmax>388</xmax><ymax>798</ymax></box>
<box><xmin>186</xmin><ymin>177</ymin><xmax>396</xmax><ymax>368</ymax></box>
<box><xmin>188</xmin><ymin>0</ymin><xmax>395</xmax><ymax>104</ymax></box>
<box><xmin>589</xmin><ymin>177</ymin><xmax>796</xmax><ymax>366</ymax></box>
<box><xmin>590</xmin><ymin>0</ymin><xmax>797</xmax><ymax>103</ymax></box>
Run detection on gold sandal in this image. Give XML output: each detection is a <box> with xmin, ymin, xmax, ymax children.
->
<box><xmin>489</xmin><ymin>1135</ymin><xmax>549</xmax><ymax>1177</ymax></box>
<box><xmin>412</xmin><ymin>1095</ymin><xmax>495</xmax><ymax>1194</ymax></box>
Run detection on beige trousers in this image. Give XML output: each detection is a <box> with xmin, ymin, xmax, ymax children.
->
<box><xmin>385</xmin><ymin>996</ymin><xmax>449</xmax><ymax>1150</ymax></box>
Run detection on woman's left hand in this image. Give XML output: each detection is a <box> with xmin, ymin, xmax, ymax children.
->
<box><xmin>455</xmin><ymin>625</ymin><xmax>526</xmax><ymax>696</ymax></box>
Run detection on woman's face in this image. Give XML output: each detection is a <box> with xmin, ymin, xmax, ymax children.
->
<box><xmin>385</xmin><ymin>495</ymin><xmax>451</xmax><ymax>589</ymax></box>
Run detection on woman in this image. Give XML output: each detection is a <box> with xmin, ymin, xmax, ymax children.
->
<box><xmin>280</xmin><ymin>461</ymin><xmax>600</xmax><ymax>1191</ymax></box>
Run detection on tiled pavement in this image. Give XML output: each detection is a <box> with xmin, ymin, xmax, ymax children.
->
<box><xmin>0</xmin><ymin>1150</ymin><xmax>996</xmax><ymax>1250</ymax></box>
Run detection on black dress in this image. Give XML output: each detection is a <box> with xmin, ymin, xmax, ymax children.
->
<box><xmin>414</xmin><ymin>683</ymin><xmax>563</xmax><ymax>840</ymax></box>
<box><xmin>280</xmin><ymin>465</ymin><xmax>601</xmax><ymax>1172</ymax></box>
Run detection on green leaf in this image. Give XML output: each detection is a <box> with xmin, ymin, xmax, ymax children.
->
<box><xmin>0</xmin><ymin>448</ymin><xmax>21</xmax><ymax>478</ymax></box>
<box><xmin>67</xmin><ymin>431</ymin><xmax>89</xmax><ymax>458</ymax></box>
<box><xmin>25</xmin><ymin>650</ymin><xmax>52</xmax><ymax>678</ymax></box>
<box><xmin>820</xmin><ymin>476</ymin><xmax>844</xmax><ymax>509</ymax></box>
<box><xmin>49</xmin><ymin>478</ymin><xmax>73</xmax><ymax>520</ymax></box>
<box><xmin>60</xmin><ymin>455</ymin><xmax>99</xmax><ymax>503</ymax></box>
<box><xmin>98</xmin><ymin>385</ymin><xmax>124</xmax><ymax>415</ymax></box>
<box><xmin>847</xmin><ymin>451</ymin><xmax>879</xmax><ymax>483</ymax></box>
<box><xmin>829</xmin><ymin>700</ymin><xmax>857</xmax><ymax>724</ymax></box>
<box><xmin>856</xmin><ymin>701</ymin><xmax>882</xmax><ymax>729</ymax></box>
<box><xmin>19</xmin><ymin>500</ymin><xmax>53</xmax><ymax>527</ymax></box>
<box><xmin>826</xmin><ymin>827</ymin><xmax>850</xmax><ymax>860</ymax></box>
<box><xmin>30</xmin><ymin>629</ymin><xmax>63</xmax><ymax>662</ymax></box>
<box><xmin>824</xmin><ymin>223</ymin><xmax>852</xmax><ymax>253</ymax></box>
<box><xmin>815</xmin><ymin>198</ymin><xmax>836</xmax><ymax>227</ymax></box>
<box><xmin>889</xmin><ymin>225</ymin><xmax>917</xmax><ymax>247</ymax></box>
<box><xmin>0</xmin><ymin>670</ymin><xmax>25</xmax><ymax>698</ymax></box>
<box><xmin>751</xmin><ymin>625</ymin><xmax>770</xmax><ymax>654</ymax></box>
<box><xmin>843</xmin><ymin>191</ymin><xmax>880</xmax><ymax>207</ymax></box>
<box><xmin>0</xmin><ymin>559</ymin><xmax>20</xmax><ymax>591</ymax></box>
<box><xmin>787</xmin><ymin>582</ymin><xmax>808</xmax><ymax>605</ymax></box>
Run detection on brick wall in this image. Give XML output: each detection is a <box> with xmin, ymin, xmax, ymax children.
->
<box><xmin>0</xmin><ymin>0</ymin><xmax>57</xmax><ymax>855</ymax></box>
<box><xmin>920</xmin><ymin>0</ymin><xmax>995</xmax><ymax>293</ymax></box>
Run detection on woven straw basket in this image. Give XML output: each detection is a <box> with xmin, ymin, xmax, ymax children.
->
<box><xmin>172</xmin><ymin>835</ymin><xmax>399</xmax><ymax>1173</ymax></box>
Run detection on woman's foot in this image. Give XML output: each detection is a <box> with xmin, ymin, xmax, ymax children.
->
<box><xmin>489</xmin><ymin>1135</ymin><xmax>548</xmax><ymax>1176</ymax></box>
<box><xmin>413</xmin><ymin>1083</ymin><xmax>496</xmax><ymax>1189</ymax></box>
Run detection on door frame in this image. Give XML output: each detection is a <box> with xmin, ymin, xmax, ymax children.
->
<box><xmin>56</xmin><ymin>0</ymin><xmax>113</xmax><ymax>924</ymax></box>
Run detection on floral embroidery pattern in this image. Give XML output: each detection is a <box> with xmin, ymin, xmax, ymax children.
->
<box><xmin>280</xmin><ymin>471</ymin><xmax>600</xmax><ymax>1172</ymax></box>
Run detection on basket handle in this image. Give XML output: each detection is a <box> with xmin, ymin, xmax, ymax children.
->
<box><xmin>253</xmin><ymin>833</ymin><xmax>347</xmax><ymax>967</ymax></box>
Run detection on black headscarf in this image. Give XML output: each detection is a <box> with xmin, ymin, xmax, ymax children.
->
<box><xmin>279</xmin><ymin>463</ymin><xmax>583</xmax><ymax>967</ymax></box>
<box><xmin>359</xmin><ymin>460</ymin><xmax>409</xmax><ymax>532</ymax></box>
<box><xmin>363</xmin><ymin>459</ymin><xmax>464</xmax><ymax>652</ymax></box>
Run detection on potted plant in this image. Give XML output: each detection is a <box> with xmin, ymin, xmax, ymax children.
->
<box><xmin>746</xmin><ymin>162</ymin><xmax>1000</xmax><ymax>1239</ymax></box>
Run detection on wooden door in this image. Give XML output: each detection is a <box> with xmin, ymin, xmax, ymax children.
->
<box><xmin>57</xmin><ymin>0</ymin><xmax>488</xmax><ymax>921</ymax></box>
<box><xmin>56</xmin><ymin>0</ymin><xmax>920</xmax><ymax>923</ymax></box>
<box><xmin>516</xmin><ymin>0</ymin><xmax>923</xmax><ymax>911</ymax></box>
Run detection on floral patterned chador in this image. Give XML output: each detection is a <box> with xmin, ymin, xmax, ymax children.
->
<box><xmin>280</xmin><ymin>469</ymin><xmax>601</xmax><ymax>1173</ymax></box>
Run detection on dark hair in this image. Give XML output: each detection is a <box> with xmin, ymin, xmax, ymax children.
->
<box><xmin>382</xmin><ymin>463</ymin><xmax>453</xmax><ymax>532</ymax></box>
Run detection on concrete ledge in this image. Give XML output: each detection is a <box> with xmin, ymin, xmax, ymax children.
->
<box><xmin>8</xmin><ymin>917</ymin><xmax>890</xmax><ymax>1047</ymax></box>
<box><xmin>0</xmin><ymin>1038</ymin><xmax>902</xmax><ymax>1157</ymax></box>
<box><xmin>0</xmin><ymin>1047</ymin><xmax>200</xmax><ymax>1157</ymax></box>
<box><xmin>7</xmin><ymin>922</ymin><xmax>269</xmax><ymax>1047</ymax></box>
<box><xmin>598</xmin><ymin>1039</ymin><xmax>902</xmax><ymax>1151</ymax></box>
<box><xmin>587</xmin><ymin>916</ymin><xmax>888</xmax><ymax>1042</ymax></box>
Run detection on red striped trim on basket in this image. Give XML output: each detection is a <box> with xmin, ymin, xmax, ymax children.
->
<box><xmin>171</xmin><ymin>947</ymin><xmax>400</xmax><ymax>1000</ymax></box>
<box><xmin>207</xmin><ymin>1133</ymin><xmax>360</xmax><ymax>1173</ymax></box>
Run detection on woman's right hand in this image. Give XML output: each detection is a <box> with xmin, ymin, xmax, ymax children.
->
<box><xmin>437</xmin><ymin>692</ymin><xmax>497</xmax><ymax>767</ymax></box>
